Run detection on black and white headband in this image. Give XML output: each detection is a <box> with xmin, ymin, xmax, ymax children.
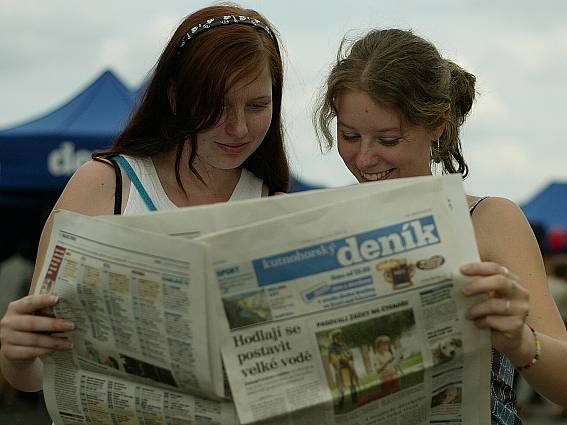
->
<box><xmin>178</xmin><ymin>15</ymin><xmax>275</xmax><ymax>52</ymax></box>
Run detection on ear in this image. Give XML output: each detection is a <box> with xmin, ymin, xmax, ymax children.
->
<box><xmin>431</xmin><ymin>108</ymin><xmax>450</xmax><ymax>141</ymax></box>
<box><xmin>168</xmin><ymin>81</ymin><xmax>177</xmax><ymax>115</ymax></box>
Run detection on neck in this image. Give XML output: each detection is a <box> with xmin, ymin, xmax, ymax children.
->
<box><xmin>152</xmin><ymin>145</ymin><xmax>242</xmax><ymax>206</ymax></box>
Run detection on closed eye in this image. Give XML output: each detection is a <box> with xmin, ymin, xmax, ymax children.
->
<box><xmin>249</xmin><ymin>102</ymin><xmax>271</xmax><ymax>110</ymax></box>
<box><xmin>379</xmin><ymin>137</ymin><xmax>401</xmax><ymax>147</ymax></box>
<box><xmin>340</xmin><ymin>131</ymin><xmax>360</xmax><ymax>141</ymax></box>
<box><xmin>247</xmin><ymin>95</ymin><xmax>272</xmax><ymax>111</ymax></box>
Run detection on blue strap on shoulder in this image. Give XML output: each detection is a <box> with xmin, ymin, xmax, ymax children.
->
<box><xmin>112</xmin><ymin>155</ymin><xmax>158</xmax><ymax>212</ymax></box>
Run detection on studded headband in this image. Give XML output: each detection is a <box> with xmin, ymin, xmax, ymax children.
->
<box><xmin>177</xmin><ymin>15</ymin><xmax>275</xmax><ymax>52</ymax></box>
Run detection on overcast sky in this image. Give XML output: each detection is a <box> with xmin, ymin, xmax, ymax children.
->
<box><xmin>2</xmin><ymin>0</ymin><xmax>566</xmax><ymax>204</ymax></box>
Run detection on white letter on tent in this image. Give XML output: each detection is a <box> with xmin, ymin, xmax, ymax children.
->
<box><xmin>47</xmin><ymin>141</ymin><xmax>92</xmax><ymax>177</ymax></box>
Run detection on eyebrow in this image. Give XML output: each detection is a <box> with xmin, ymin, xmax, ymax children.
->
<box><xmin>226</xmin><ymin>94</ymin><xmax>272</xmax><ymax>103</ymax></box>
<box><xmin>337</xmin><ymin>120</ymin><xmax>399</xmax><ymax>133</ymax></box>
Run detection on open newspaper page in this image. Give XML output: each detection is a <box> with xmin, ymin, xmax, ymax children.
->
<box><xmin>99</xmin><ymin>175</ymin><xmax>481</xmax><ymax>403</ymax></box>
<box><xmin>196</xmin><ymin>175</ymin><xmax>491</xmax><ymax>425</ymax></box>
<box><xmin>35</xmin><ymin>210</ymin><xmax>236</xmax><ymax>425</ymax></box>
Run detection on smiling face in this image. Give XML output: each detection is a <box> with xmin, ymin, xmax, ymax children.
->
<box><xmin>336</xmin><ymin>89</ymin><xmax>436</xmax><ymax>183</ymax></box>
<box><xmin>195</xmin><ymin>62</ymin><xmax>273</xmax><ymax>171</ymax></box>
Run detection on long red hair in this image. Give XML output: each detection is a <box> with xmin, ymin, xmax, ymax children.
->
<box><xmin>96</xmin><ymin>4</ymin><xmax>289</xmax><ymax>192</ymax></box>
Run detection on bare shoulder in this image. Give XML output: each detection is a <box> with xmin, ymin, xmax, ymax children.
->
<box><xmin>54</xmin><ymin>160</ymin><xmax>118</xmax><ymax>216</ymax></box>
<box><xmin>469</xmin><ymin>196</ymin><xmax>528</xmax><ymax>237</ymax></box>
<box><xmin>470</xmin><ymin>196</ymin><xmax>540</xmax><ymax>266</ymax></box>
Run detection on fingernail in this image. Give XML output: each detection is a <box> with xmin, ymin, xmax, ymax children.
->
<box><xmin>462</xmin><ymin>284</ymin><xmax>472</xmax><ymax>295</ymax></box>
<box><xmin>460</xmin><ymin>263</ymin><xmax>473</xmax><ymax>273</ymax></box>
<box><xmin>50</xmin><ymin>295</ymin><xmax>59</xmax><ymax>303</ymax></box>
<box><xmin>65</xmin><ymin>341</ymin><xmax>74</xmax><ymax>349</ymax></box>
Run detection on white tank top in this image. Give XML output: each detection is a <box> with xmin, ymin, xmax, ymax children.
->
<box><xmin>118</xmin><ymin>155</ymin><xmax>264</xmax><ymax>215</ymax></box>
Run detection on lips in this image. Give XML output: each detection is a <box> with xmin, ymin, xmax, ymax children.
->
<box><xmin>360</xmin><ymin>169</ymin><xmax>395</xmax><ymax>181</ymax></box>
<box><xmin>216</xmin><ymin>142</ymin><xmax>247</xmax><ymax>154</ymax></box>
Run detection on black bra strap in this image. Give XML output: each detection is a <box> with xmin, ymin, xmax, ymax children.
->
<box><xmin>469</xmin><ymin>196</ymin><xmax>488</xmax><ymax>216</ymax></box>
<box><xmin>109</xmin><ymin>159</ymin><xmax>122</xmax><ymax>215</ymax></box>
<box><xmin>91</xmin><ymin>157</ymin><xmax>122</xmax><ymax>215</ymax></box>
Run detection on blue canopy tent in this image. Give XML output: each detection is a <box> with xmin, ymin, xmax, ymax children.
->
<box><xmin>522</xmin><ymin>182</ymin><xmax>567</xmax><ymax>230</ymax></box>
<box><xmin>0</xmin><ymin>70</ymin><xmax>135</xmax><ymax>191</ymax></box>
<box><xmin>521</xmin><ymin>181</ymin><xmax>567</xmax><ymax>253</ymax></box>
<box><xmin>0</xmin><ymin>70</ymin><xmax>135</xmax><ymax>259</ymax></box>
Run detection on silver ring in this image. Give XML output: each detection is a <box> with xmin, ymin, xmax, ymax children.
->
<box><xmin>505</xmin><ymin>299</ymin><xmax>511</xmax><ymax>314</ymax></box>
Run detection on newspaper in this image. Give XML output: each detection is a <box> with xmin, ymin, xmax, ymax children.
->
<box><xmin>197</xmin><ymin>175</ymin><xmax>491</xmax><ymax>425</ymax></box>
<box><xmin>36</xmin><ymin>211</ymin><xmax>237</xmax><ymax>424</ymax></box>
<box><xmin>35</xmin><ymin>174</ymin><xmax>491</xmax><ymax>425</ymax></box>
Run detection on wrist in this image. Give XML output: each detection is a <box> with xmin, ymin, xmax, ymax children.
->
<box><xmin>506</xmin><ymin>324</ymin><xmax>540</xmax><ymax>370</ymax></box>
<box><xmin>0</xmin><ymin>352</ymin><xmax>44</xmax><ymax>392</ymax></box>
<box><xmin>0</xmin><ymin>350</ymin><xmax>36</xmax><ymax>369</ymax></box>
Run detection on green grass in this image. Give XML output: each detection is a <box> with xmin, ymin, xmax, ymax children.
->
<box><xmin>400</xmin><ymin>352</ymin><xmax>423</xmax><ymax>368</ymax></box>
<box><xmin>329</xmin><ymin>353</ymin><xmax>425</xmax><ymax>415</ymax></box>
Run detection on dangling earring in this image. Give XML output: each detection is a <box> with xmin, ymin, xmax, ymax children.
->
<box><xmin>431</xmin><ymin>138</ymin><xmax>441</xmax><ymax>175</ymax></box>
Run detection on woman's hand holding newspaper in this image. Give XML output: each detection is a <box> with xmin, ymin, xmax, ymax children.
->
<box><xmin>0</xmin><ymin>294</ymin><xmax>74</xmax><ymax>361</ymax></box>
<box><xmin>460</xmin><ymin>262</ymin><xmax>530</xmax><ymax>355</ymax></box>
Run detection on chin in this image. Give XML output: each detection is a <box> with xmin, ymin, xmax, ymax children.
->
<box><xmin>217</xmin><ymin>158</ymin><xmax>249</xmax><ymax>170</ymax></box>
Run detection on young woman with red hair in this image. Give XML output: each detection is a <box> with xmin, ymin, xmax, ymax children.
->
<box><xmin>0</xmin><ymin>3</ymin><xmax>289</xmax><ymax>394</ymax></box>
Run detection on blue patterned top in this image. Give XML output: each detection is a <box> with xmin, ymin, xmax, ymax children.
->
<box><xmin>491</xmin><ymin>349</ymin><xmax>521</xmax><ymax>424</ymax></box>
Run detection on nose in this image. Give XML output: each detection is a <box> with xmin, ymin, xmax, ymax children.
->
<box><xmin>224</xmin><ymin>106</ymin><xmax>248</xmax><ymax>138</ymax></box>
<box><xmin>354</xmin><ymin>140</ymin><xmax>378</xmax><ymax>170</ymax></box>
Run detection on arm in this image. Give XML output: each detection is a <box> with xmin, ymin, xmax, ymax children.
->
<box><xmin>0</xmin><ymin>160</ymin><xmax>120</xmax><ymax>391</ymax></box>
<box><xmin>462</xmin><ymin>197</ymin><xmax>567</xmax><ymax>405</ymax></box>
